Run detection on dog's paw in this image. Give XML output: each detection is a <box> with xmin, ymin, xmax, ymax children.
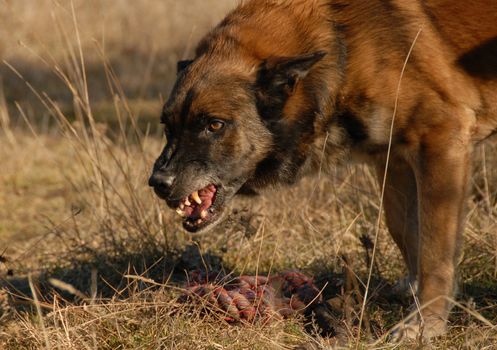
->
<box><xmin>389</xmin><ymin>314</ymin><xmax>447</xmax><ymax>343</ymax></box>
<box><xmin>389</xmin><ymin>318</ymin><xmax>422</xmax><ymax>343</ymax></box>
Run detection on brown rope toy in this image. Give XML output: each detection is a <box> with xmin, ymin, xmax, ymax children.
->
<box><xmin>178</xmin><ymin>270</ymin><xmax>336</xmax><ymax>336</ymax></box>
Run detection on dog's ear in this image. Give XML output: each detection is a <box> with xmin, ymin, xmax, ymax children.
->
<box><xmin>177</xmin><ymin>60</ymin><xmax>194</xmax><ymax>75</ymax></box>
<box><xmin>257</xmin><ymin>51</ymin><xmax>326</xmax><ymax>95</ymax></box>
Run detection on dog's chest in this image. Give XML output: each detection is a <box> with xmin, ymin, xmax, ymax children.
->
<box><xmin>333</xmin><ymin>102</ymin><xmax>403</xmax><ymax>159</ymax></box>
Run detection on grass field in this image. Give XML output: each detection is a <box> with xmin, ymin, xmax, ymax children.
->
<box><xmin>1</xmin><ymin>1</ymin><xmax>496</xmax><ymax>349</ymax></box>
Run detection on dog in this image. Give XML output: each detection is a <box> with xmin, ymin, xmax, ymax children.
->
<box><xmin>149</xmin><ymin>0</ymin><xmax>497</xmax><ymax>340</ymax></box>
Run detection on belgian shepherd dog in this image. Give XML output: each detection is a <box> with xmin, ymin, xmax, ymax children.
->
<box><xmin>149</xmin><ymin>0</ymin><xmax>497</xmax><ymax>340</ymax></box>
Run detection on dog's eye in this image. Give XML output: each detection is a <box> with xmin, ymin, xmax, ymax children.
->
<box><xmin>207</xmin><ymin>120</ymin><xmax>225</xmax><ymax>132</ymax></box>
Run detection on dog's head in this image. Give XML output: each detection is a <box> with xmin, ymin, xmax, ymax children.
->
<box><xmin>149</xmin><ymin>48</ymin><xmax>327</xmax><ymax>233</ymax></box>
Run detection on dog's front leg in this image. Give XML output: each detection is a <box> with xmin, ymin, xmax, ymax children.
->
<box><xmin>394</xmin><ymin>128</ymin><xmax>472</xmax><ymax>340</ymax></box>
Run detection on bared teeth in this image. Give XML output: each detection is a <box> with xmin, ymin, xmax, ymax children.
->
<box><xmin>196</xmin><ymin>219</ymin><xmax>202</xmax><ymax>225</ymax></box>
<box><xmin>200</xmin><ymin>210</ymin><xmax>208</xmax><ymax>219</ymax></box>
<box><xmin>179</xmin><ymin>203</ymin><xmax>185</xmax><ymax>210</ymax></box>
<box><xmin>184</xmin><ymin>198</ymin><xmax>191</xmax><ymax>206</ymax></box>
<box><xmin>176</xmin><ymin>208</ymin><xmax>186</xmax><ymax>217</ymax></box>
<box><xmin>191</xmin><ymin>191</ymin><xmax>202</xmax><ymax>205</ymax></box>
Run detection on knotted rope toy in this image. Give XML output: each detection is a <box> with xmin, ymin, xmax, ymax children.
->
<box><xmin>178</xmin><ymin>270</ymin><xmax>336</xmax><ymax>336</ymax></box>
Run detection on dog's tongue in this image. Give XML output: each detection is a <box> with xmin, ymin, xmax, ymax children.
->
<box><xmin>199</xmin><ymin>185</ymin><xmax>216</xmax><ymax>206</ymax></box>
<box><xmin>178</xmin><ymin>185</ymin><xmax>217</xmax><ymax>220</ymax></box>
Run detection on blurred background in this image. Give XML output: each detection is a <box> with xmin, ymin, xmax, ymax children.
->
<box><xmin>1</xmin><ymin>0</ymin><xmax>236</xmax><ymax>133</ymax></box>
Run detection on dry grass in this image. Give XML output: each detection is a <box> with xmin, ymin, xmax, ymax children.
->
<box><xmin>1</xmin><ymin>1</ymin><xmax>496</xmax><ymax>349</ymax></box>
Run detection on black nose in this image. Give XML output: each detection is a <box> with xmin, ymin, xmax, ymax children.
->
<box><xmin>148</xmin><ymin>171</ymin><xmax>175</xmax><ymax>193</ymax></box>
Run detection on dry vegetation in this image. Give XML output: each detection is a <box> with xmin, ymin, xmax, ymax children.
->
<box><xmin>0</xmin><ymin>1</ymin><xmax>496</xmax><ymax>349</ymax></box>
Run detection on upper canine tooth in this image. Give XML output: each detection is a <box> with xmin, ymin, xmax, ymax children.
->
<box><xmin>192</xmin><ymin>191</ymin><xmax>202</xmax><ymax>204</ymax></box>
<box><xmin>184</xmin><ymin>198</ymin><xmax>191</xmax><ymax>206</ymax></box>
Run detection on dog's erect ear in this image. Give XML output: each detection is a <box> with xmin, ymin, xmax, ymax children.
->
<box><xmin>177</xmin><ymin>60</ymin><xmax>194</xmax><ymax>75</ymax></box>
<box><xmin>257</xmin><ymin>51</ymin><xmax>326</xmax><ymax>95</ymax></box>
